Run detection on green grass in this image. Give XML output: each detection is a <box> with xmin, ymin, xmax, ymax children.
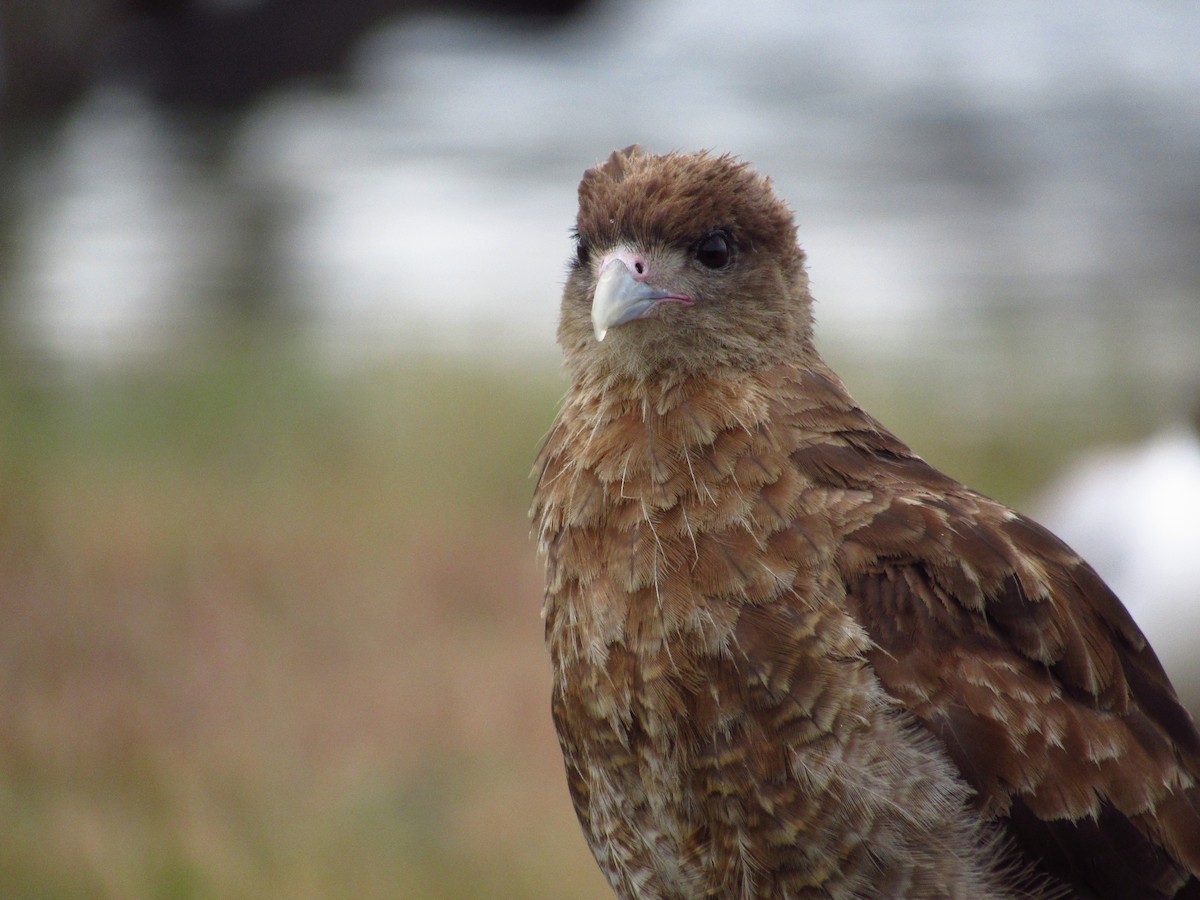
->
<box><xmin>0</xmin><ymin>336</ymin><xmax>1166</xmax><ymax>899</ymax></box>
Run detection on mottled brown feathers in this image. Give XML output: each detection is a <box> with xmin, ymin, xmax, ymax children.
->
<box><xmin>534</xmin><ymin>149</ymin><xmax>1200</xmax><ymax>898</ymax></box>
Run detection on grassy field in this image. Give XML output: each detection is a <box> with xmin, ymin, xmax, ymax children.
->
<box><xmin>0</xmin><ymin>337</ymin><xmax>1179</xmax><ymax>899</ymax></box>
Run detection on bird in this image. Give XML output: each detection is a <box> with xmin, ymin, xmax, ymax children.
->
<box><xmin>531</xmin><ymin>146</ymin><xmax>1200</xmax><ymax>899</ymax></box>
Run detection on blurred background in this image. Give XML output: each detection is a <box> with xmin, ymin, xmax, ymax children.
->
<box><xmin>1</xmin><ymin>1</ymin><xmax>1198</xmax><ymax>897</ymax></box>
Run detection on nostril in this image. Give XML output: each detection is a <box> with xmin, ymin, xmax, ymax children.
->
<box><xmin>605</xmin><ymin>248</ymin><xmax>651</xmax><ymax>281</ymax></box>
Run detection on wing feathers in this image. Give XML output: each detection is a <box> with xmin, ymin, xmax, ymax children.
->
<box><xmin>829</xmin><ymin>417</ymin><xmax>1200</xmax><ymax>894</ymax></box>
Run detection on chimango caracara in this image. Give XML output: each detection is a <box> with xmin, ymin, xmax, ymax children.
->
<box><xmin>532</xmin><ymin>147</ymin><xmax>1200</xmax><ymax>899</ymax></box>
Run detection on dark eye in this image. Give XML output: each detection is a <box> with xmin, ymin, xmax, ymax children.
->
<box><xmin>695</xmin><ymin>231</ymin><xmax>732</xmax><ymax>269</ymax></box>
<box><xmin>575</xmin><ymin>236</ymin><xmax>590</xmax><ymax>268</ymax></box>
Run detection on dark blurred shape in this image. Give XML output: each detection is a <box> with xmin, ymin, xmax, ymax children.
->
<box><xmin>109</xmin><ymin>0</ymin><xmax>592</xmax><ymax>111</ymax></box>
<box><xmin>108</xmin><ymin>0</ymin><xmax>406</xmax><ymax>110</ymax></box>
<box><xmin>0</xmin><ymin>0</ymin><xmax>118</xmax><ymax>127</ymax></box>
<box><xmin>0</xmin><ymin>0</ymin><xmax>593</xmax><ymax>125</ymax></box>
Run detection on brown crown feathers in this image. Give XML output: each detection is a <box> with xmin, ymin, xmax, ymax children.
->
<box><xmin>534</xmin><ymin>146</ymin><xmax>1200</xmax><ymax>899</ymax></box>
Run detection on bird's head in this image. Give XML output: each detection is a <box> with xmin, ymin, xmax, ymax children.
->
<box><xmin>559</xmin><ymin>147</ymin><xmax>814</xmax><ymax>382</ymax></box>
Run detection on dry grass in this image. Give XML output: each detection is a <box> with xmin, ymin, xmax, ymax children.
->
<box><xmin>0</xmin><ymin>347</ymin><xmax>610</xmax><ymax>899</ymax></box>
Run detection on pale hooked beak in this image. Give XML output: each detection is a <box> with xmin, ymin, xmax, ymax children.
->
<box><xmin>591</xmin><ymin>258</ymin><xmax>693</xmax><ymax>342</ymax></box>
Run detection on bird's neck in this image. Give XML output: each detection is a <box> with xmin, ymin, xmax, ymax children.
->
<box><xmin>553</xmin><ymin>365</ymin><xmax>779</xmax><ymax>471</ymax></box>
<box><xmin>545</xmin><ymin>358</ymin><xmax>862</xmax><ymax>481</ymax></box>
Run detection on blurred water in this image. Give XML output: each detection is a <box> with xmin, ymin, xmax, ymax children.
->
<box><xmin>5</xmin><ymin>0</ymin><xmax>1199</xmax><ymax>398</ymax></box>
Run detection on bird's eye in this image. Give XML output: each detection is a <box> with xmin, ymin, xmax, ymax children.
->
<box><xmin>695</xmin><ymin>232</ymin><xmax>732</xmax><ymax>269</ymax></box>
<box><xmin>575</xmin><ymin>237</ymin><xmax>590</xmax><ymax>268</ymax></box>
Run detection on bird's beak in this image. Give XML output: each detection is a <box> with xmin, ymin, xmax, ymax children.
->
<box><xmin>591</xmin><ymin>259</ymin><xmax>691</xmax><ymax>342</ymax></box>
